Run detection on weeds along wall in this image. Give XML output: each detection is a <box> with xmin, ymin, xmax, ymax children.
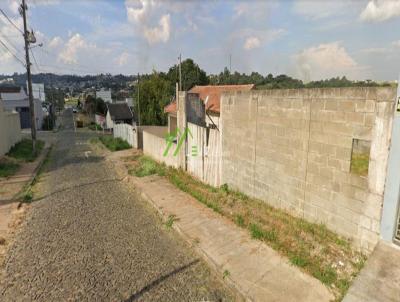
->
<box><xmin>220</xmin><ymin>87</ymin><xmax>396</xmax><ymax>251</ymax></box>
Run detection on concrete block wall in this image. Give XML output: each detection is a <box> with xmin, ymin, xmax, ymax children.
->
<box><xmin>221</xmin><ymin>87</ymin><xmax>396</xmax><ymax>251</ymax></box>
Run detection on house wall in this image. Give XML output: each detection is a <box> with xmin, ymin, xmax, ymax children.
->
<box><xmin>220</xmin><ymin>87</ymin><xmax>396</xmax><ymax>252</ymax></box>
<box><xmin>0</xmin><ymin>103</ymin><xmax>21</xmax><ymax>156</ymax></box>
<box><xmin>105</xmin><ymin>111</ymin><xmax>114</xmax><ymax>129</ymax></box>
<box><xmin>3</xmin><ymin>98</ymin><xmax>44</xmax><ymax>130</ymax></box>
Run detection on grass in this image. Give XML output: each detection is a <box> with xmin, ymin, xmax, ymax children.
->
<box><xmin>351</xmin><ymin>153</ymin><xmax>369</xmax><ymax>176</ymax></box>
<box><xmin>127</xmin><ymin>154</ymin><xmax>366</xmax><ymax>300</ymax></box>
<box><xmin>88</xmin><ymin>123</ymin><xmax>103</xmax><ymax>131</ymax></box>
<box><xmin>165</xmin><ymin>214</ymin><xmax>178</xmax><ymax>229</ymax></box>
<box><xmin>98</xmin><ymin>136</ymin><xmax>131</xmax><ymax>152</ymax></box>
<box><xmin>129</xmin><ymin>156</ymin><xmax>166</xmax><ymax>177</ymax></box>
<box><xmin>0</xmin><ymin>158</ymin><xmax>20</xmax><ymax>178</ymax></box>
<box><xmin>7</xmin><ymin>139</ymin><xmax>44</xmax><ymax>162</ymax></box>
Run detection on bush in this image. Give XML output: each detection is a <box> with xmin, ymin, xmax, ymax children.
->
<box><xmin>0</xmin><ymin>158</ymin><xmax>20</xmax><ymax>178</ymax></box>
<box><xmin>88</xmin><ymin>123</ymin><xmax>102</xmax><ymax>131</ymax></box>
<box><xmin>7</xmin><ymin>139</ymin><xmax>44</xmax><ymax>162</ymax></box>
<box><xmin>42</xmin><ymin>115</ymin><xmax>55</xmax><ymax>131</ymax></box>
<box><xmin>99</xmin><ymin>136</ymin><xmax>130</xmax><ymax>151</ymax></box>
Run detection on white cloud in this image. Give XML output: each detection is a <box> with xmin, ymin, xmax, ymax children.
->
<box><xmin>244</xmin><ymin>36</ymin><xmax>261</xmax><ymax>50</ymax></box>
<box><xmin>360</xmin><ymin>0</ymin><xmax>400</xmax><ymax>22</ymax></box>
<box><xmin>58</xmin><ymin>33</ymin><xmax>91</xmax><ymax>64</ymax></box>
<box><xmin>116</xmin><ymin>51</ymin><xmax>130</xmax><ymax>66</ymax></box>
<box><xmin>126</xmin><ymin>0</ymin><xmax>155</xmax><ymax>23</ymax></box>
<box><xmin>48</xmin><ymin>36</ymin><xmax>63</xmax><ymax>49</ymax></box>
<box><xmin>143</xmin><ymin>14</ymin><xmax>170</xmax><ymax>44</ymax></box>
<box><xmin>125</xmin><ymin>0</ymin><xmax>171</xmax><ymax>44</ymax></box>
<box><xmin>294</xmin><ymin>42</ymin><xmax>362</xmax><ymax>81</ymax></box>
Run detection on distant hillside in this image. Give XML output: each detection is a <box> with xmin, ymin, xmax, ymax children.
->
<box><xmin>0</xmin><ymin>73</ymin><xmax>137</xmax><ymax>93</ymax></box>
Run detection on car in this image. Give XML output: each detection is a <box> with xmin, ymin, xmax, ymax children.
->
<box><xmin>72</xmin><ymin>108</ymin><xmax>78</xmax><ymax>113</ymax></box>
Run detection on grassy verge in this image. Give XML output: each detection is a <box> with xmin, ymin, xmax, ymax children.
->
<box><xmin>128</xmin><ymin>155</ymin><xmax>366</xmax><ymax>300</ymax></box>
<box><xmin>88</xmin><ymin>123</ymin><xmax>103</xmax><ymax>131</ymax></box>
<box><xmin>7</xmin><ymin>139</ymin><xmax>44</xmax><ymax>162</ymax></box>
<box><xmin>94</xmin><ymin>136</ymin><xmax>131</xmax><ymax>152</ymax></box>
<box><xmin>0</xmin><ymin>158</ymin><xmax>20</xmax><ymax>178</ymax></box>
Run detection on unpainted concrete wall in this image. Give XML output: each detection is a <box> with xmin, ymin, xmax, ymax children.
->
<box><xmin>221</xmin><ymin>87</ymin><xmax>396</xmax><ymax>251</ymax></box>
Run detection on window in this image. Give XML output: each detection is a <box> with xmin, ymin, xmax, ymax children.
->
<box><xmin>350</xmin><ymin>139</ymin><xmax>371</xmax><ymax>176</ymax></box>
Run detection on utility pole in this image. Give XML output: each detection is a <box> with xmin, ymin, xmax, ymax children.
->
<box><xmin>178</xmin><ymin>54</ymin><xmax>182</xmax><ymax>91</ymax></box>
<box><xmin>21</xmin><ymin>0</ymin><xmax>36</xmax><ymax>153</ymax></box>
<box><xmin>229</xmin><ymin>54</ymin><xmax>232</xmax><ymax>74</ymax></box>
<box><xmin>137</xmin><ymin>73</ymin><xmax>140</xmax><ymax>126</ymax></box>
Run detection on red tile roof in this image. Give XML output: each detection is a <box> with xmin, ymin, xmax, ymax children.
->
<box><xmin>164</xmin><ymin>84</ymin><xmax>254</xmax><ymax>114</ymax></box>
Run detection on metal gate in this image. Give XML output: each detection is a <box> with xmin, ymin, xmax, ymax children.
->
<box><xmin>17</xmin><ymin>107</ymin><xmax>30</xmax><ymax>129</ymax></box>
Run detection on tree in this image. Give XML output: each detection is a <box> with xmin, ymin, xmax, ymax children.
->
<box><xmin>134</xmin><ymin>72</ymin><xmax>173</xmax><ymax>126</ymax></box>
<box><xmin>167</xmin><ymin>58</ymin><xmax>209</xmax><ymax>91</ymax></box>
<box><xmin>84</xmin><ymin>96</ymin><xmax>107</xmax><ymax>115</ymax></box>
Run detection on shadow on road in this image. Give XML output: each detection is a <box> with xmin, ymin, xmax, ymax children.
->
<box><xmin>124</xmin><ymin>259</ymin><xmax>200</xmax><ymax>302</ymax></box>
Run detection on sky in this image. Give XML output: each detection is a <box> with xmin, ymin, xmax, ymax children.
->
<box><xmin>0</xmin><ymin>0</ymin><xmax>400</xmax><ymax>81</ymax></box>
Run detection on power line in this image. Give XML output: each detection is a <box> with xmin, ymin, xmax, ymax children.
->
<box><xmin>0</xmin><ymin>38</ymin><xmax>25</xmax><ymax>67</ymax></box>
<box><xmin>0</xmin><ymin>33</ymin><xmax>22</xmax><ymax>54</ymax></box>
<box><xmin>0</xmin><ymin>8</ymin><xmax>23</xmax><ymax>35</ymax></box>
<box><xmin>30</xmin><ymin>48</ymin><xmax>41</xmax><ymax>72</ymax></box>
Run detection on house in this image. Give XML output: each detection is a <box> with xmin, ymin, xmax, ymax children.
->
<box><xmin>28</xmin><ymin>82</ymin><xmax>46</xmax><ymax>102</ymax></box>
<box><xmin>164</xmin><ymin>84</ymin><xmax>255</xmax><ymax>133</ymax></box>
<box><xmin>105</xmin><ymin>102</ymin><xmax>135</xmax><ymax>129</ymax></box>
<box><xmin>0</xmin><ymin>86</ymin><xmax>44</xmax><ymax>129</ymax></box>
<box><xmin>96</xmin><ymin>88</ymin><xmax>112</xmax><ymax>103</ymax></box>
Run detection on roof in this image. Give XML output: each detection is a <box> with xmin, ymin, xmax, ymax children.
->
<box><xmin>0</xmin><ymin>86</ymin><xmax>22</xmax><ymax>93</ymax></box>
<box><xmin>164</xmin><ymin>84</ymin><xmax>254</xmax><ymax>114</ymax></box>
<box><xmin>106</xmin><ymin>103</ymin><xmax>134</xmax><ymax>121</ymax></box>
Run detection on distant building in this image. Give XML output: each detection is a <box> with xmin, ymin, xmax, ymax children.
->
<box><xmin>28</xmin><ymin>82</ymin><xmax>46</xmax><ymax>103</ymax></box>
<box><xmin>0</xmin><ymin>86</ymin><xmax>44</xmax><ymax>129</ymax></box>
<box><xmin>115</xmin><ymin>97</ymin><xmax>133</xmax><ymax>107</ymax></box>
<box><xmin>96</xmin><ymin>88</ymin><xmax>112</xmax><ymax>103</ymax></box>
<box><xmin>164</xmin><ymin>84</ymin><xmax>255</xmax><ymax>133</ymax></box>
<box><xmin>105</xmin><ymin>103</ymin><xmax>135</xmax><ymax>129</ymax></box>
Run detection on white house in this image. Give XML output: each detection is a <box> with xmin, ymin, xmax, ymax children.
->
<box><xmin>31</xmin><ymin>83</ymin><xmax>46</xmax><ymax>102</ymax></box>
<box><xmin>0</xmin><ymin>86</ymin><xmax>44</xmax><ymax>129</ymax></box>
<box><xmin>96</xmin><ymin>88</ymin><xmax>112</xmax><ymax>103</ymax></box>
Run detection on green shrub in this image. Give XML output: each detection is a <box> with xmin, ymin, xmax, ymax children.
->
<box><xmin>42</xmin><ymin>115</ymin><xmax>55</xmax><ymax>131</ymax></box>
<box><xmin>7</xmin><ymin>139</ymin><xmax>44</xmax><ymax>162</ymax></box>
<box><xmin>0</xmin><ymin>159</ymin><xmax>20</xmax><ymax>178</ymax></box>
<box><xmin>99</xmin><ymin>136</ymin><xmax>130</xmax><ymax>151</ymax></box>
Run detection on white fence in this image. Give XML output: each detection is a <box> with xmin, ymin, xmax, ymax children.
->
<box><xmin>187</xmin><ymin>122</ymin><xmax>221</xmax><ymax>187</ymax></box>
<box><xmin>113</xmin><ymin>123</ymin><xmax>138</xmax><ymax>148</ymax></box>
<box><xmin>0</xmin><ymin>109</ymin><xmax>21</xmax><ymax>156</ymax></box>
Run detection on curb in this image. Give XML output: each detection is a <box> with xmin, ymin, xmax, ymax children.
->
<box><xmin>126</xmin><ymin>175</ymin><xmax>248</xmax><ymax>302</ymax></box>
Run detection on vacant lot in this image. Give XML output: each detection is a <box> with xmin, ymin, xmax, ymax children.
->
<box><xmin>126</xmin><ymin>154</ymin><xmax>366</xmax><ymax>300</ymax></box>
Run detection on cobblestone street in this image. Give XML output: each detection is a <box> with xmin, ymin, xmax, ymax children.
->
<box><xmin>0</xmin><ymin>110</ymin><xmax>233</xmax><ymax>301</ymax></box>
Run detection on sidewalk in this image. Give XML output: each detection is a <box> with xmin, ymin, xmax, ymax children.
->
<box><xmin>343</xmin><ymin>241</ymin><xmax>400</xmax><ymax>302</ymax></box>
<box><xmin>109</xmin><ymin>152</ymin><xmax>334</xmax><ymax>301</ymax></box>
<box><xmin>0</xmin><ymin>145</ymin><xmax>51</xmax><ymax>257</ymax></box>
<box><xmin>0</xmin><ymin>145</ymin><xmax>50</xmax><ymax>203</ymax></box>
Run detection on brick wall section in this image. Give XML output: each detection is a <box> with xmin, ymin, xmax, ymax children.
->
<box><xmin>221</xmin><ymin>87</ymin><xmax>396</xmax><ymax>252</ymax></box>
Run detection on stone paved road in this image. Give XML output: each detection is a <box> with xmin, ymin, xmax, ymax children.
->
<box><xmin>0</xmin><ymin>110</ymin><xmax>233</xmax><ymax>302</ymax></box>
